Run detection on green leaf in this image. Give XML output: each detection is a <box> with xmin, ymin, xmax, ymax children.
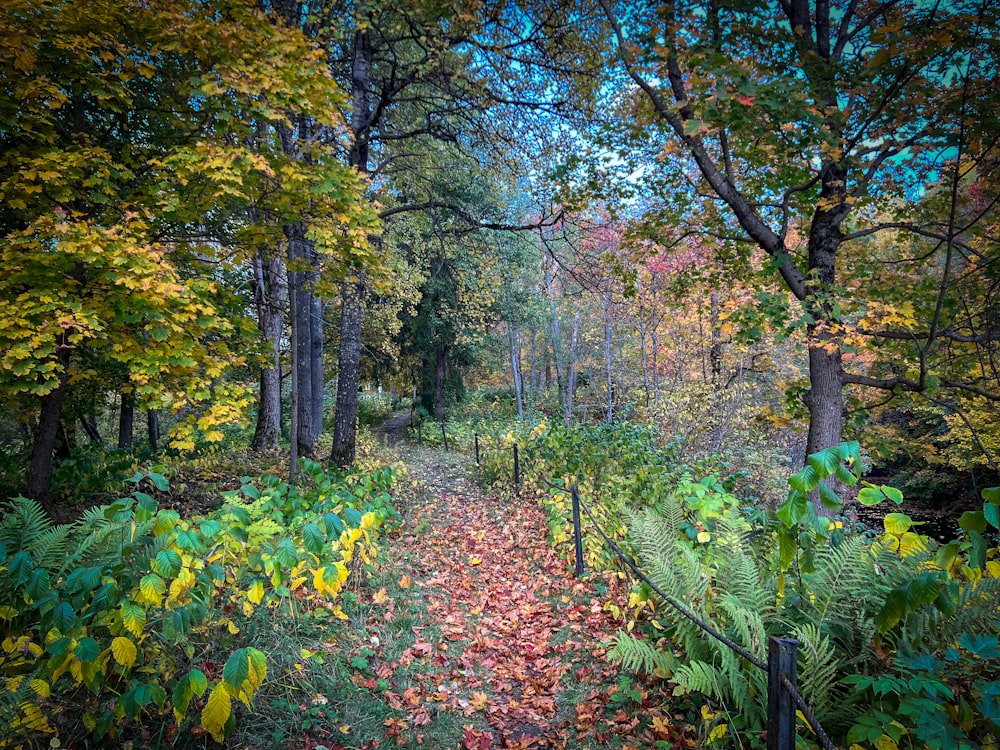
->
<box><xmin>984</xmin><ymin>502</ymin><xmax>999</xmax><ymax>530</ymax></box>
<box><xmin>75</xmin><ymin>637</ymin><xmax>100</xmax><ymax>663</ymax></box>
<box><xmin>958</xmin><ymin>633</ymin><xmax>1000</xmax><ymax>660</ymax></box>
<box><xmin>241</xmin><ymin>484</ymin><xmax>260</xmax><ymax>500</ymax></box>
<box><xmin>147</xmin><ymin>472</ymin><xmax>169</xmax><ymax>491</ymax></box>
<box><xmin>223</xmin><ymin>648</ymin><xmax>249</xmax><ymax>690</ymax></box>
<box><xmin>174</xmin><ymin>529</ymin><xmax>203</xmax><ymax>552</ymax></box>
<box><xmin>302</xmin><ymin>523</ymin><xmax>325</xmax><ymax>555</ymax></box>
<box><xmin>153</xmin><ymin>549</ymin><xmax>182</xmax><ymax>577</ymax></box>
<box><xmin>324</xmin><ymin>512</ymin><xmax>345</xmax><ymax>537</ymax></box>
<box><xmin>807</xmin><ymin>447</ymin><xmax>840</xmax><ymax>478</ymax></box>
<box><xmin>51</xmin><ymin>601</ymin><xmax>76</xmax><ymax>633</ymax></box>
<box><xmin>834</xmin><ymin>461</ymin><xmax>859</xmax><ymax>487</ymax></box>
<box><xmin>982</xmin><ymin>486</ymin><xmax>1000</xmax><ymax>503</ymax></box>
<box><xmin>9</xmin><ymin>551</ymin><xmax>33</xmax><ymax>586</ymax></box>
<box><xmin>343</xmin><ymin>507</ymin><xmax>363</xmax><ymax>528</ymax></box>
<box><xmin>777</xmin><ymin>490</ymin><xmax>808</xmax><ymax>527</ymax></box>
<box><xmin>934</xmin><ymin>541</ymin><xmax>960</xmax><ymax>571</ymax></box>
<box><xmin>858</xmin><ymin>487</ymin><xmax>886</xmax><ymax>506</ymax></box>
<box><xmin>274</xmin><ymin>539</ymin><xmax>298</xmax><ymax>569</ymax></box>
<box><xmin>788</xmin><ymin>465</ymin><xmax>820</xmax><ymax>494</ymax></box>
<box><xmin>188</xmin><ymin>668</ymin><xmax>208</xmax><ymax>697</ymax></box>
<box><xmin>881</xmin><ymin>486</ymin><xmax>904</xmax><ymax>504</ymax></box>
<box><xmin>818</xmin><ymin>481</ymin><xmax>843</xmax><ymax>511</ymax></box>
<box><xmin>959</xmin><ymin>510</ymin><xmax>987</xmax><ymax>534</ymax></box>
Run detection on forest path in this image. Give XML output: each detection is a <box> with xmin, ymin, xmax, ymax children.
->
<box><xmin>338</xmin><ymin>439</ymin><xmax>695</xmax><ymax>749</ymax></box>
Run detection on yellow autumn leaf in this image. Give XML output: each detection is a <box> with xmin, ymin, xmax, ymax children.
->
<box><xmin>111</xmin><ymin>636</ymin><xmax>137</xmax><ymax>668</ymax></box>
<box><xmin>247</xmin><ymin>580</ymin><xmax>264</xmax><ymax>605</ymax></box>
<box><xmin>201</xmin><ymin>684</ymin><xmax>232</xmax><ymax>743</ymax></box>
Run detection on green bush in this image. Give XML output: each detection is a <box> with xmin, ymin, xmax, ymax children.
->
<box><xmin>0</xmin><ymin>459</ymin><xmax>397</xmax><ymax>747</ymax></box>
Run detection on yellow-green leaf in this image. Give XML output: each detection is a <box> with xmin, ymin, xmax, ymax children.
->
<box><xmin>201</xmin><ymin>683</ymin><xmax>232</xmax><ymax>743</ymax></box>
<box><xmin>111</xmin><ymin>636</ymin><xmax>137</xmax><ymax>668</ymax></box>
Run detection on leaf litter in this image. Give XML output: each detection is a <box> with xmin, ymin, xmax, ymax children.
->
<box><xmin>328</xmin><ymin>445</ymin><xmax>698</xmax><ymax>750</ymax></box>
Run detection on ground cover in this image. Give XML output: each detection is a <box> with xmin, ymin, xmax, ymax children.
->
<box><xmin>311</xmin><ymin>442</ymin><xmax>698</xmax><ymax>750</ymax></box>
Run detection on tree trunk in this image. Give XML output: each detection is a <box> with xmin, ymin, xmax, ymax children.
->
<box><xmin>251</xmin><ymin>247</ymin><xmax>286</xmax><ymax>452</ymax></box>
<box><xmin>509</xmin><ymin>325</ymin><xmax>524</xmax><ymax>420</ymax></box>
<box><xmin>434</xmin><ymin>343</ymin><xmax>449</xmax><ymax>423</ymax></box>
<box><xmin>331</xmin><ymin>277</ymin><xmax>365</xmax><ymax>468</ymax></box>
<box><xmin>118</xmin><ymin>390</ymin><xmax>134</xmax><ymax>450</ymax></box>
<box><xmin>710</xmin><ymin>292</ymin><xmax>723</xmax><ymax>386</ymax></box>
<box><xmin>286</xmin><ymin>225</ymin><xmax>315</xmax><ymax>458</ymax></box>
<box><xmin>310</xmin><ymin>294</ymin><xmax>324</xmax><ymax>441</ymax></box>
<box><xmin>544</xmin><ymin>262</ymin><xmax>566</xmax><ymax>402</ymax></box>
<box><xmin>28</xmin><ymin>349</ymin><xmax>70</xmax><ymax>509</ymax></box>
<box><xmin>330</xmin><ymin>26</ymin><xmax>373</xmax><ymax>469</ymax></box>
<box><xmin>564</xmin><ymin>312</ymin><xmax>581</xmax><ymax>428</ymax></box>
<box><xmin>147</xmin><ymin>410</ymin><xmax>160</xmax><ymax>454</ymax></box>
<box><xmin>80</xmin><ymin>414</ymin><xmax>102</xmax><ymax>445</ymax></box>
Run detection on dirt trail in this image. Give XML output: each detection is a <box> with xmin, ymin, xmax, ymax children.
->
<box><xmin>345</xmin><ymin>441</ymin><xmax>694</xmax><ymax>749</ymax></box>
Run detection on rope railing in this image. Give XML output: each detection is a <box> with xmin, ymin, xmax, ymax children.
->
<box><xmin>506</xmin><ymin>452</ymin><xmax>837</xmax><ymax>750</ymax></box>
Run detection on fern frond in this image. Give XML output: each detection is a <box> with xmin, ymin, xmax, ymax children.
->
<box><xmin>609</xmin><ymin>631</ymin><xmax>674</xmax><ymax>675</ymax></box>
<box><xmin>673</xmin><ymin>660</ymin><xmax>727</xmax><ymax>704</ymax></box>
<box><xmin>0</xmin><ymin>498</ymin><xmax>52</xmax><ymax>553</ymax></box>
<box><xmin>793</xmin><ymin>622</ymin><xmax>843</xmax><ymax>725</ymax></box>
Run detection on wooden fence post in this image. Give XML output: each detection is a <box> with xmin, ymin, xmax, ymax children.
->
<box><xmin>570</xmin><ymin>484</ymin><xmax>584</xmax><ymax>578</ymax></box>
<box><xmin>767</xmin><ymin>636</ymin><xmax>798</xmax><ymax>750</ymax></box>
<box><xmin>475</xmin><ymin>433</ymin><xmax>480</xmax><ymax>465</ymax></box>
<box><xmin>513</xmin><ymin>443</ymin><xmax>520</xmax><ymax>491</ymax></box>
<box><xmin>440</xmin><ymin>421</ymin><xmax>449</xmax><ymax>451</ymax></box>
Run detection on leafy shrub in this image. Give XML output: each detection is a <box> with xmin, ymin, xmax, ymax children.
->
<box><xmin>0</xmin><ymin>460</ymin><xmax>396</xmax><ymax>746</ymax></box>
<box><xmin>609</xmin><ymin>444</ymin><xmax>1000</xmax><ymax>749</ymax></box>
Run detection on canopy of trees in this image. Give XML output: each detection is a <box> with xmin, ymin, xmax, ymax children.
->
<box><xmin>2</xmin><ymin>0</ymin><xmax>997</xmax><ymax>507</ymax></box>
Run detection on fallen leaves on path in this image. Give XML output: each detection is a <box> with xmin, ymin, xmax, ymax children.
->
<box><xmin>346</xmin><ymin>450</ymin><xmax>698</xmax><ymax>749</ymax></box>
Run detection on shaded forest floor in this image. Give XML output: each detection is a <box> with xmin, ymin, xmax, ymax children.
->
<box><xmin>288</xmin><ymin>433</ymin><xmax>698</xmax><ymax>750</ymax></box>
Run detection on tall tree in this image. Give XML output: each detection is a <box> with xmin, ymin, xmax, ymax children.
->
<box><xmin>0</xmin><ymin>0</ymin><xmax>373</xmax><ymax>504</ymax></box>
<box><xmin>594</xmin><ymin>0</ymin><xmax>1000</xmax><ymax>465</ymax></box>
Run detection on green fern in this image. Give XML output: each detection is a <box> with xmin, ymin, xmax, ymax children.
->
<box><xmin>609</xmin><ymin>631</ymin><xmax>673</xmax><ymax>675</ymax></box>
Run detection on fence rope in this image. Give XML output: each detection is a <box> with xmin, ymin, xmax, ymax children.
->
<box><xmin>780</xmin><ymin>673</ymin><xmax>837</xmax><ymax>750</ymax></box>
<box><xmin>538</xmin><ymin>477</ymin><xmax>840</xmax><ymax>748</ymax></box>
<box><xmin>541</xmin><ymin>479</ymin><xmax>768</xmax><ymax>671</ymax></box>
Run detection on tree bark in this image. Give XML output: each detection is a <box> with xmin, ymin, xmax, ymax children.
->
<box><xmin>118</xmin><ymin>390</ymin><xmax>134</xmax><ymax>450</ymax></box>
<box><xmin>604</xmin><ymin>294</ymin><xmax>613</xmax><ymax>424</ymax></box>
<box><xmin>544</xmin><ymin>261</ymin><xmax>566</xmax><ymax>402</ymax></box>
<box><xmin>331</xmin><ymin>277</ymin><xmax>365</xmax><ymax>467</ymax></box>
<box><xmin>310</xmin><ymin>294</ymin><xmax>324</xmax><ymax>441</ymax></box>
<box><xmin>330</xmin><ymin>26</ymin><xmax>373</xmax><ymax>469</ymax></box>
<box><xmin>80</xmin><ymin>414</ymin><xmax>102</xmax><ymax>445</ymax></box>
<box><xmin>146</xmin><ymin>410</ymin><xmax>160</xmax><ymax>454</ymax></box>
<box><xmin>27</xmin><ymin>347</ymin><xmax>70</xmax><ymax>510</ymax></box>
<box><xmin>251</xmin><ymin>247</ymin><xmax>286</xmax><ymax>452</ymax></box>
<box><xmin>286</xmin><ymin>225</ymin><xmax>315</xmax><ymax>458</ymax></box>
<box><xmin>710</xmin><ymin>292</ymin><xmax>723</xmax><ymax>387</ymax></box>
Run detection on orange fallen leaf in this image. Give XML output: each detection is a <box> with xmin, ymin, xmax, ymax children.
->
<box><xmin>373</xmin><ymin>587</ymin><xmax>389</xmax><ymax>605</ymax></box>
<box><xmin>400</xmin><ymin>574</ymin><xmax>412</xmax><ymax>589</ymax></box>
